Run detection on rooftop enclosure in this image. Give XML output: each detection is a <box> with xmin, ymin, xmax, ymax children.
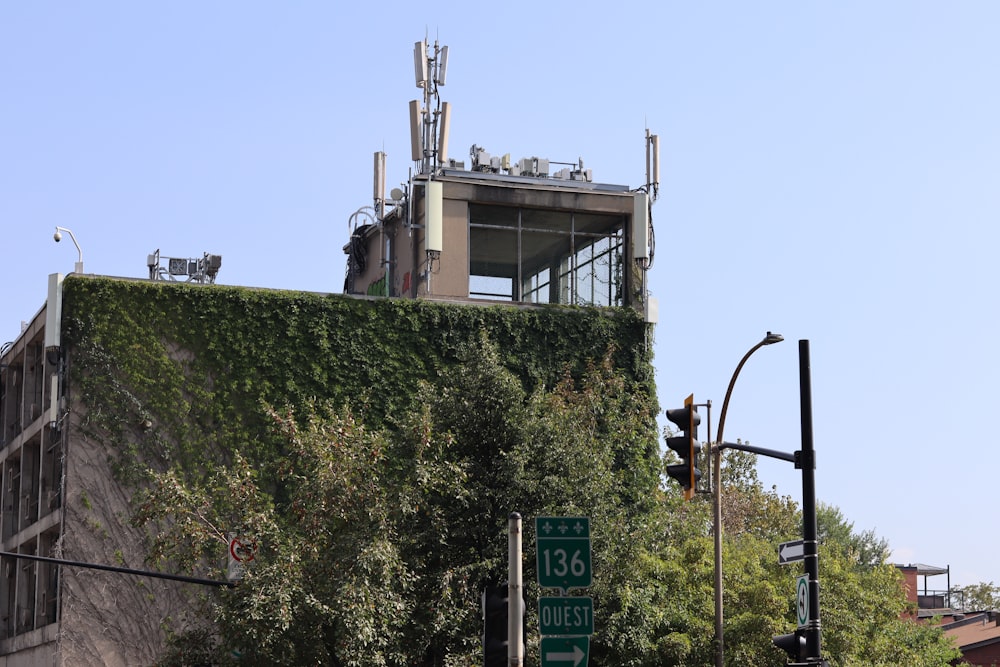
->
<box><xmin>343</xmin><ymin>39</ymin><xmax>659</xmax><ymax>318</ymax></box>
<box><xmin>345</xmin><ymin>170</ymin><xmax>651</xmax><ymax>313</ymax></box>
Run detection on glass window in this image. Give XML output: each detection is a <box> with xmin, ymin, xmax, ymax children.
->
<box><xmin>469</xmin><ymin>204</ymin><xmax>625</xmax><ymax>306</ymax></box>
<box><xmin>469</xmin><ymin>224</ymin><xmax>517</xmax><ymax>300</ymax></box>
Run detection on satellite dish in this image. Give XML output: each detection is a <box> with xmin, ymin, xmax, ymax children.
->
<box><xmin>390</xmin><ymin>188</ymin><xmax>404</xmax><ymax>201</ymax></box>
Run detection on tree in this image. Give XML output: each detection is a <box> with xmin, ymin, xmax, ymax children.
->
<box><xmin>133</xmin><ymin>334</ymin><xmax>959</xmax><ymax>666</ymax></box>
<box><xmin>136</xmin><ymin>403</ymin><xmax>413</xmax><ymax>666</ymax></box>
<box><xmin>817</xmin><ymin>503</ymin><xmax>890</xmax><ymax>570</ymax></box>
<box><xmin>137</xmin><ymin>336</ymin><xmax>663</xmax><ymax>665</ymax></box>
<box><xmin>954</xmin><ymin>581</ymin><xmax>1000</xmax><ymax>611</ymax></box>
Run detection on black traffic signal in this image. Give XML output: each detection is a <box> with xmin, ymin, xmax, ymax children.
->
<box><xmin>772</xmin><ymin>628</ymin><xmax>806</xmax><ymax>663</ymax></box>
<box><xmin>666</xmin><ymin>393</ymin><xmax>701</xmax><ymax>500</ymax></box>
<box><xmin>482</xmin><ymin>583</ymin><xmax>526</xmax><ymax>667</ymax></box>
<box><xmin>482</xmin><ymin>585</ymin><xmax>508</xmax><ymax>667</ymax></box>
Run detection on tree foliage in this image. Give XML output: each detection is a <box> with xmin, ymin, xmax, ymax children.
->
<box><xmin>62</xmin><ymin>277</ymin><xmax>959</xmax><ymax>665</ymax></box>
<box><xmin>953</xmin><ymin>581</ymin><xmax>1000</xmax><ymax>612</ymax></box>
<box><xmin>136</xmin><ymin>341</ymin><xmax>959</xmax><ymax>666</ymax></box>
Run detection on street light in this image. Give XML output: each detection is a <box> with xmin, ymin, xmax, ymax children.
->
<box><xmin>53</xmin><ymin>226</ymin><xmax>84</xmax><ymax>273</ymax></box>
<box><xmin>712</xmin><ymin>331</ymin><xmax>783</xmax><ymax>667</ymax></box>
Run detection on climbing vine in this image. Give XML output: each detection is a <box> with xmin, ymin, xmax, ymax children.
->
<box><xmin>60</xmin><ymin>275</ymin><xmax>655</xmax><ymax>482</ymax></box>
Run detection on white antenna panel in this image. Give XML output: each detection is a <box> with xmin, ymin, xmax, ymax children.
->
<box><xmin>413</xmin><ymin>41</ymin><xmax>427</xmax><ymax>87</ymax></box>
<box><xmin>436</xmin><ymin>46</ymin><xmax>449</xmax><ymax>86</ymax></box>
<box><xmin>632</xmin><ymin>192</ymin><xmax>649</xmax><ymax>260</ymax></box>
<box><xmin>409</xmin><ymin>100</ymin><xmax>424</xmax><ymax>161</ymax></box>
<box><xmin>44</xmin><ymin>272</ymin><xmax>63</xmax><ymax>350</ymax></box>
<box><xmin>650</xmin><ymin>134</ymin><xmax>660</xmax><ymax>185</ymax></box>
<box><xmin>425</xmin><ymin>181</ymin><xmax>443</xmax><ymax>253</ymax></box>
<box><xmin>438</xmin><ymin>101</ymin><xmax>451</xmax><ymax>164</ymax></box>
<box><xmin>373</xmin><ymin>152</ymin><xmax>386</xmax><ymax>202</ymax></box>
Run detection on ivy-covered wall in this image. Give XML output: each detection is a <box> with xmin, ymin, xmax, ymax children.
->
<box><xmin>52</xmin><ymin>275</ymin><xmax>659</xmax><ymax>664</ymax></box>
<box><xmin>61</xmin><ymin>275</ymin><xmax>656</xmax><ymax>473</ymax></box>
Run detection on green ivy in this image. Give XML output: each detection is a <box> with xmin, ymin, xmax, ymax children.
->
<box><xmin>60</xmin><ymin>276</ymin><xmax>655</xmax><ymax>482</ymax></box>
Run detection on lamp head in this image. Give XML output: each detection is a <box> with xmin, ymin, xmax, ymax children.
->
<box><xmin>762</xmin><ymin>331</ymin><xmax>784</xmax><ymax>346</ymax></box>
<box><xmin>53</xmin><ymin>230</ymin><xmax>62</xmax><ymax>242</ymax></box>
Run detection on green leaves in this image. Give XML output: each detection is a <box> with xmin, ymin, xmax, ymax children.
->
<box><xmin>61</xmin><ymin>276</ymin><xmax>959</xmax><ymax>666</ymax></box>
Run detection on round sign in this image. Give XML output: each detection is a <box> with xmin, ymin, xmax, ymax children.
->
<box><xmin>796</xmin><ymin>575</ymin><xmax>809</xmax><ymax>627</ymax></box>
<box><xmin>229</xmin><ymin>537</ymin><xmax>257</xmax><ymax>563</ymax></box>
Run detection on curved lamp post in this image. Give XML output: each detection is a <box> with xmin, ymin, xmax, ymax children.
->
<box><xmin>54</xmin><ymin>226</ymin><xmax>84</xmax><ymax>273</ymax></box>
<box><xmin>712</xmin><ymin>331</ymin><xmax>783</xmax><ymax>667</ymax></box>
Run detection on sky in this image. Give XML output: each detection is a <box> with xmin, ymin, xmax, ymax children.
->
<box><xmin>3</xmin><ymin>2</ymin><xmax>999</xmax><ymax>592</ymax></box>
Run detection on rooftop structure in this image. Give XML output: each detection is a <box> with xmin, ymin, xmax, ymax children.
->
<box><xmin>343</xmin><ymin>39</ymin><xmax>660</xmax><ymax>322</ymax></box>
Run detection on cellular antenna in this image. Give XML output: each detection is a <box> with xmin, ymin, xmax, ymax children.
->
<box><xmin>645</xmin><ymin>127</ymin><xmax>660</xmax><ymax>202</ymax></box>
<box><xmin>408</xmin><ymin>38</ymin><xmax>452</xmax><ymax>174</ymax></box>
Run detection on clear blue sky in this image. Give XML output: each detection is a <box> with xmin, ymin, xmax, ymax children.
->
<box><xmin>3</xmin><ymin>3</ymin><xmax>998</xmax><ymax>591</ymax></box>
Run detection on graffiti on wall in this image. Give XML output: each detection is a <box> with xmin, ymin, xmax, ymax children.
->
<box><xmin>366</xmin><ymin>273</ymin><xmax>387</xmax><ymax>297</ymax></box>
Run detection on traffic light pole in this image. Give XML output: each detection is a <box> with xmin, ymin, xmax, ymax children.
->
<box><xmin>797</xmin><ymin>339</ymin><xmax>822</xmax><ymax>663</ymax></box>
<box><xmin>718</xmin><ymin>340</ymin><xmax>824</xmax><ymax>665</ymax></box>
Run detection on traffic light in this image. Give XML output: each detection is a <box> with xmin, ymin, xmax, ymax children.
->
<box><xmin>666</xmin><ymin>393</ymin><xmax>701</xmax><ymax>500</ymax></box>
<box><xmin>772</xmin><ymin>628</ymin><xmax>806</xmax><ymax>664</ymax></box>
<box><xmin>482</xmin><ymin>585</ymin><xmax>508</xmax><ymax>667</ymax></box>
<box><xmin>482</xmin><ymin>583</ymin><xmax>525</xmax><ymax>667</ymax></box>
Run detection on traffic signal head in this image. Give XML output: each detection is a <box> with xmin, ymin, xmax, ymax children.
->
<box><xmin>482</xmin><ymin>585</ymin><xmax>508</xmax><ymax>667</ymax></box>
<box><xmin>772</xmin><ymin>629</ymin><xmax>806</xmax><ymax>663</ymax></box>
<box><xmin>665</xmin><ymin>394</ymin><xmax>701</xmax><ymax>500</ymax></box>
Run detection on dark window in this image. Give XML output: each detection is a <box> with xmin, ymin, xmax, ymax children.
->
<box><xmin>469</xmin><ymin>204</ymin><xmax>625</xmax><ymax>306</ymax></box>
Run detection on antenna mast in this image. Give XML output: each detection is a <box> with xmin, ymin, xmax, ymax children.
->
<box><xmin>409</xmin><ymin>39</ymin><xmax>451</xmax><ymax>174</ymax></box>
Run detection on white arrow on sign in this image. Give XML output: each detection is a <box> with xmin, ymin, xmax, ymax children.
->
<box><xmin>778</xmin><ymin>539</ymin><xmax>805</xmax><ymax>564</ymax></box>
<box><xmin>545</xmin><ymin>646</ymin><xmax>585</xmax><ymax>666</ymax></box>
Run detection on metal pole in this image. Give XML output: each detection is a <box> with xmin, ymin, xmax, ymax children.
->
<box><xmin>712</xmin><ymin>331</ymin><xmax>783</xmax><ymax>667</ymax></box>
<box><xmin>713</xmin><ymin>446</ymin><xmax>724</xmax><ymax>667</ymax></box>
<box><xmin>0</xmin><ymin>550</ymin><xmax>233</xmax><ymax>588</ymax></box>
<box><xmin>508</xmin><ymin>512</ymin><xmax>524</xmax><ymax>667</ymax></box>
<box><xmin>798</xmin><ymin>340</ymin><xmax>822</xmax><ymax>662</ymax></box>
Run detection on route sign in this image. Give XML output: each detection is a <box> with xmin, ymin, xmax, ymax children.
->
<box><xmin>796</xmin><ymin>574</ymin><xmax>809</xmax><ymax>628</ymax></box>
<box><xmin>538</xmin><ymin>596</ymin><xmax>594</xmax><ymax>636</ymax></box>
<box><xmin>540</xmin><ymin>636</ymin><xmax>589</xmax><ymax>667</ymax></box>
<box><xmin>778</xmin><ymin>539</ymin><xmax>805</xmax><ymax>565</ymax></box>
<box><xmin>536</xmin><ymin>517</ymin><xmax>592</xmax><ymax>591</ymax></box>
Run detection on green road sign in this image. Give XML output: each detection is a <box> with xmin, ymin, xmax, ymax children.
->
<box><xmin>539</xmin><ymin>596</ymin><xmax>594</xmax><ymax>636</ymax></box>
<box><xmin>796</xmin><ymin>574</ymin><xmax>809</xmax><ymax>628</ymax></box>
<box><xmin>540</xmin><ymin>636</ymin><xmax>589</xmax><ymax>667</ymax></box>
<box><xmin>536</xmin><ymin>516</ymin><xmax>592</xmax><ymax>591</ymax></box>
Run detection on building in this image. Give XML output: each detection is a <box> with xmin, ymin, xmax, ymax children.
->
<box><xmin>0</xmin><ymin>38</ymin><xmax>660</xmax><ymax>666</ymax></box>
<box><xmin>896</xmin><ymin>562</ymin><xmax>1000</xmax><ymax>665</ymax></box>
<box><xmin>942</xmin><ymin>612</ymin><xmax>1000</xmax><ymax>666</ymax></box>
<box><xmin>898</xmin><ymin>562</ymin><xmax>956</xmax><ymax>620</ymax></box>
<box><xmin>0</xmin><ymin>295</ymin><xmax>62</xmax><ymax>660</ymax></box>
<box><xmin>0</xmin><ymin>277</ymin><xmax>198</xmax><ymax>665</ymax></box>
